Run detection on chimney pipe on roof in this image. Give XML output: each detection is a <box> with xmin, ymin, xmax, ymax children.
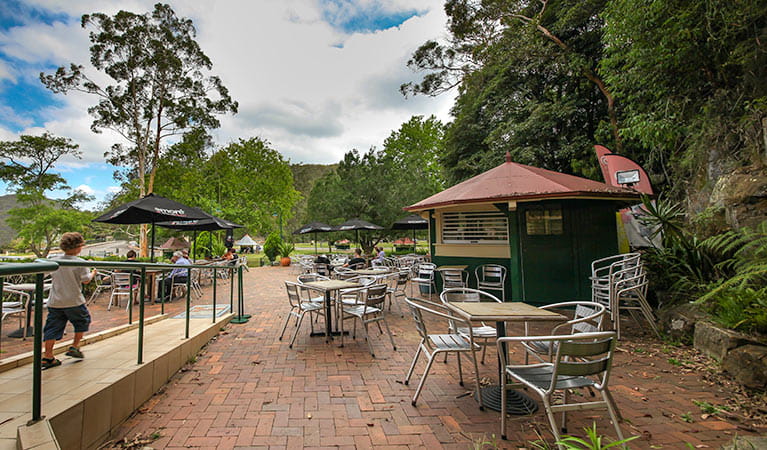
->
<box><xmin>505</xmin><ymin>151</ymin><xmax>511</xmax><ymax>163</ymax></box>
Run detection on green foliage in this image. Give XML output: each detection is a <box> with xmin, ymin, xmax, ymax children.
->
<box><xmin>263</xmin><ymin>233</ymin><xmax>282</xmax><ymax>263</ymax></box>
<box><xmin>306</xmin><ymin>116</ymin><xmax>445</xmax><ymax>254</ymax></box>
<box><xmin>278</xmin><ymin>241</ymin><xmax>295</xmax><ymax>258</ymax></box>
<box><xmin>708</xmin><ymin>287</ymin><xmax>767</xmax><ymax>335</ymax></box>
<box><xmin>288</xmin><ymin>163</ymin><xmax>336</xmax><ymax>232</ymax></box>
<box><xmin>193</xmin><ymin>231</ymin><xmax>226</xmax><ymax>259</ymax></box>
<box><xmin>530</xmin><ymin>422</ymin><xmax>638</xmax><ymax>449</ymax></box>
<box><xmin>0</xmin><ymin>133</ymin><xmax>93</xmax><ymax>256</ymax></box>
<box><xmin>40</xmin><ymin>3</ymin><xmax>238</xmax><ymax>198</ymax></box>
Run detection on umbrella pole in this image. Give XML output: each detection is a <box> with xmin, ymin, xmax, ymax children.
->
<box><xmin>150</xmin><ymin>221</ymin><xmax>156</xmax><ymax>263</ymax></box>
<box><xmin>413</xmin><ymin>228</ymin><xmax>416</xmax><ymax>253</ymax></box>
<box><xmin>314</xmin><ymin>232</ymin><xmax>318</xmax><ymax>255</ymax></box>
<box><xmin>192</xmin><ymin>230</ymin><xmax>197</xmax><ymax>261</ymax></box>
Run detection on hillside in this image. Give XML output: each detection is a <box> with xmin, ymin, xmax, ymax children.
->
<box><xmin>0</xmin><ymin>194</ymin><xmax>21</xmax><ymax>247</ymax></box>
<box><xmin>288</xmin><ymin>163</ymin><xmax>336</xmax><ymax>233</ymax></box>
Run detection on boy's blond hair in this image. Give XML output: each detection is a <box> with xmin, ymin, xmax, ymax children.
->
<box><xmin>60</xmin><ymin>232</ymin><xmax>85</xmax><ymax>251</ymax></box>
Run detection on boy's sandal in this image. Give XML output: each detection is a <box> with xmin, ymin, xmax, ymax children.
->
<box><xmin>65</xmin><ymin>346</ymin><xmax>84</xmax><ymax>358</ymax></box>
<box><xmin>41</xmin><ymin>358</ymin><xmax>61</xmax><ymax>369</ymax></box>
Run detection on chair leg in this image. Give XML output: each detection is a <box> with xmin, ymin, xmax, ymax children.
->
<box><xmin>382</xmin><ymin>316</ymin><xmax>396</xmax><ymax>351</ymax></box>
<box><xmin>412</xmin><ymin>353</ymin><xmax>437</xmax><ymax>406</ymax></box>
<box><xmin>500</xmin><ymin>373</ymin><xmax>507</xmax><ymax>439</ymax></box>
<box><xmin>456</xmin><ymin>349</ymin><xmax>464</xmax><ymax>386</ymax></box>
<box><xmin>542</xmin><ymin>398</ymin><xmax>562</xmax><ymax>449</ymax></box>
<box><xmin>469</xmin><ymin>349</ymin><xmax>483</xmax><ymax>410</ymax></box>
<box><xmin>278</xmin><ymin>310</ymin><xmax>293</xmax><ymax>340</ymax></box>
<box><xmin>289</xmin><ymin>312</ymin><xmax>306</xmax><ymax>349</ymax></box>
<box><xmin>404</xmin><ymin>343</ymin><xmax>423</xmax><ymax>385</ymax></box>
<box><xmin>561</xmin><ymin>389</ymin><xmax>569</xmax><ymax>433</ymax></box>
<box><xmin>602</xmin><ymin>389</ymin><xmax>627</xmax><ymax>444</ymax></box>
<box><xmin>361</xmin><ymin>321</ymin><xmax>375</xmax><ymax>357</ymax></box>
<box><xmin>481</xmin><ymin>340</ymin><xmax>487</xmax><ymax>364</ymax></box>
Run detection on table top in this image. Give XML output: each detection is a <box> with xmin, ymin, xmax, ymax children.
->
<box><xmin>4</xmin><ymin>283</ymin><xmax>52</xmax><ymax>292</ymax></box>
<box><xmin>446</xmin><ymin>302</ymin><xmax>565</xmax><ymax>322</ymax></box>
<box><xmin>351</xmin><ymin>268</ymin><xmax>390</xmax><ymax>275</ymax></box>
<box><xmin>436</xmin><ymin>265</ymin><xmax>468</xmax><ymax>271</ymax></box>
<box><xmin>302</xmin><ymin>280</ymin><xmax>361</xmax><ymax>292</ymax></box>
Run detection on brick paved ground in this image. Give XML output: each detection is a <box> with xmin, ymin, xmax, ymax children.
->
<box><xmin>102</xmin><ymin>266</ymin><xmax>762</xmax><ymax>448</ymax></box>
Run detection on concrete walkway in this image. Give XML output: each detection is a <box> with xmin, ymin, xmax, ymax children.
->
<box><xmin>104</xmin><ymin>265</ymin><xmax>762</xmax><ymax>449</ymax></box>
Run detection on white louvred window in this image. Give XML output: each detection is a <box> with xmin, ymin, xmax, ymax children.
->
<box><xmin>442</xmin><ymin>211</ymin><xmax>509</xmax><ymax>244</ymax></box>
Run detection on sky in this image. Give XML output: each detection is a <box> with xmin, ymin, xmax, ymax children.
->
<box><xmin>0</xmin><ymin>0</ymin><xmax>454</xmax><ymax>210</ymax></box>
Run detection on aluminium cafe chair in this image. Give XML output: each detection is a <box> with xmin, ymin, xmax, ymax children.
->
<box><xmin>523</xmin><ymin>301</ymin><xmax>607</xmax><ymax>363</ymax></box>
<box><xmin>410</xmin><ymin>263</ymin><xmax>436</xmax><ymax>298</ymax></box>
<box><xmin>108</xmin><ymin>272</ymin><xmax>139</xmax><ymax>311</ymax></box>
<box><xmin>497</xmin><ymin>331</ymin><xmax>626</xmax><ymax>447</ymax></box>
<box><xmin>403</xmin><ymin>297</ymin><xmax>483</xmax><ymax>408</ymax></box>
<box><xmin>475</xmin><ymin>264</ymin><xmax>507</xmax><ymax>302</ymax></box>
<box><xmin>440</xmin><ymin>287</ymin><xmax>501</xmax><ymax>364</ymax></box>
<box><xmin>339</xmin><ymin>283</ymin><xmax>396</xmax><ymax>357</ymax></box>
<box><xmin>279</xmin><ymin>281</ymin><xmax>325</xmax><ymax>348</ymax></box>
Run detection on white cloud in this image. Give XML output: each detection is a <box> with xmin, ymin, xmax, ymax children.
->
<box><xmin>1</xmin><ymin>0</ymin><xmax>454</xmax><ymax>196</ymax></box>
<box><xmin>74</xmin><ymin>184</ymin><xmax>94</xmax><ymax>195</ymax></box>
<box><xmin>106</xmin><ymin>186</ymin><xmax>121</xmax><ymax>193</ymax></box>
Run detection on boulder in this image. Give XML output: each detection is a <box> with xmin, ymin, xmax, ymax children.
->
<box><xmin>721</xmin><ymin>436</ymin><xmax>767</xmax><ymax>450</ymax></box>
<box><xmin>721</xmin><ymin>344</ymin><xmax>767</xmax><ymax>389</ymax></box>
<box><xmin>656</xmin><ymin>303</ymin><xmax>707</xmax><ymax>343</ymax></box>
<box><xmin>694</xmin><ymin>321</ymin><xmax>751</xmax><ymax>361</ymax></box>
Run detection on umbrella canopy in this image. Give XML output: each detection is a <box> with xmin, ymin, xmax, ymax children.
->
<box><xmin>159</xmin><ymin>237</ymin><xmax>190</xmax><ymax>250</ymax></box>
<box><xmin>334</xmin><ymin>218</ymin><xmax>383</xmax><ymax>232</ymax></box>
<box><xmin>93</xmin><ymin>193</ymin><xmax>209</xmax><ymax>224</ymax></box>
<box><xmin>293</xmin><ymin>222</ymin><xmax>334</xmax><ymax>235</ymax></box>
<box><xmin>391</xmin><ymin>214</ymin><xmax>428</xmax><ymax>230</ymax></box>
<box><xmin>293</xmin><ymin>222</ymin><xmax>334</xmax><ymax>254</ymax></box>
<box><xmin>334</xmin><ymin>218</ymin><xmax>383</xmax><ymax>248</ymax></box>
<box><xmin>93</xmin><ymin>193</ymin><xmax>209</xmax><ymax>261</ymax></box>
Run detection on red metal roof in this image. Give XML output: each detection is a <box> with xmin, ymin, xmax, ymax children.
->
<box><xmin>406</xmin><ymin>154</ymin><xmax>642</xmax><ymax>211</ymax></box>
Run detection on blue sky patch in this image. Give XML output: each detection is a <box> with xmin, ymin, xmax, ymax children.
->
<box><xmin>0</xmin><ymin>0</ymin><xmax>70</xmax><ymax>30</ymax></box>
<box><xmin>319</xmin><ymin>0</ymin><xmax>424</xmax><ymax>34</ymax></box>
<box><xmin>0</xmin><ymin>75</ymin><xmax>62</xmax><ymax>131</ymax></box>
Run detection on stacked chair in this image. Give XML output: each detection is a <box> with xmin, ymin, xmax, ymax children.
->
<box><xmin>591</xmin><ymin>253</ymin><xmax>659</xmax><ymax>339</ymax></box>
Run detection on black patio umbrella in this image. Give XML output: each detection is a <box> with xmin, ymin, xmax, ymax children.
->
<box><xmin>93</xmin><ymin>193</ymin><xmax>210</xmax><ymax>262</ymax></box>
<box><xmin>391</xmin><ymin>214</ymin><xmax>428</xmax><ymax>249</ymax></box>
<box><xmin>293</xmin><ymin>222</ymin><xmax>333</xmax><ymax>254</ymax></box>
<box><xmin>334</xmin><ymin>218</ymin><xmax>383</xmax><ymax>248</ymax></box>
<box><xmin>157</xmin><ymin>210</ymin><xmax>243</xmax><ymax>259</ymax></box>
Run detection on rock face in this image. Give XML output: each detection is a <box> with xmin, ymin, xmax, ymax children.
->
<box><xmin>721</xmin><ymin>345</ymin><xmax>767</xmax><ymax>389</ymax></box>
<box><xmin>657</xmin><ymin>303</ymin><xmax>707</xmax><ymax>343</ymax></box>
<box><xmin>693</xmin><ymin>321</ymin><xmax>751</xmax><ymax>361</ymax></box>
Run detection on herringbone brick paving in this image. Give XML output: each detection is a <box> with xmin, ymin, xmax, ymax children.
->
<box><xmin>98</xmin><ymin>266</ymin><xmax>759</xmax><ymax>449</ymax></box>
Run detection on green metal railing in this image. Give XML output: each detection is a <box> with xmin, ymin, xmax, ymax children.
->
<box><xmin>0</xmin><ymin>259</ymin><xmax>247</xmax><ymax>424</ymax></box>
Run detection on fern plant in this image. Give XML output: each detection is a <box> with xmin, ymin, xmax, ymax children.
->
<box><xmin>530</xmin><ymin>423</ymin><xmax>638</xmax><ymax>449</ymax></box>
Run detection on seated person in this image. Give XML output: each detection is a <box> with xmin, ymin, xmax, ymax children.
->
<box><xmin>222</xmin><ymin>247</ymin><xmax>235</xmax><ymax>260</ymax></box>
<box><xmin>314</xmin><ymin>254</ymin><xmax>331</xmax><ymax>265</ymax></box>
<box><xmin>372</xmin><ymin>246</ymin><xmax>386</xmax><ymax>263</ymax></box>
<box><xmin>314</xmin><ymin>254</ymin><xmax>331</xmax><ymax>276</ymax></box>
<box><xmin>344</xmin><ymin>248</ymin><xmax>367</xmax><ymax>269</ymax></box>
<box><xmin>158</xmin><ymin>251</ymin><xmax>191</xmax><ymax>302</ymax></box>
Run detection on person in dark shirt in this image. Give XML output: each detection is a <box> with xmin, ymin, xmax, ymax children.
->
<box><xmin>344</xmin><ymin>248</ymin><xmax>366</xmax><ymax>269</ymax></box>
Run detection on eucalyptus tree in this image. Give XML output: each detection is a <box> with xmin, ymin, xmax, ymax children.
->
<box><xmin>41</xmin><ymin>3</ymin><xmax>237</xmax><ymax>256</ymax></box>
<box><xmin>402</xmin><ymin>0</ymin><xmax>617</xmax><ymax>183</ymax></box>
<box><xmin>0</xmin><ymin>133</ymin><xmax>92</xmax><ymax>256</ymax></box>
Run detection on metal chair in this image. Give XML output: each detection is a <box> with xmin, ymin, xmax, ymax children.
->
<box><xmin>108</xmin><ymin>272</ymin><xmax>139</xmax><ymax>310</ymax></box>
<box><xmin>2</xmin><ymin>288</ymin><xmax>29</xmax><ymax>340</ymax></box>
<box><xmin>403</xmin><ymin>297</ymin><xmax>483</xmax><ymax>407</ymax></box>
<box><xmin>590</xmin><ymin>253</ymin><xmax>642</xmax><ymax>309</ymax></box>
<box><xmin>339</xmin><ymin>284</ymin><xmax>396</xmax><ymax>357</ymax></box>
<box><xmin>475</xmin><ymin>264</ymin><xmax>507</xmax><ymax>301</ymax></box>
<box><xmin>410</xmin><ymin>263</ymin><xmax>436</xmax><ymax>298</ymax></box>
<box><xmin>612</xmin><ymin>267</ymin><xmax>659</xmax><ymax>339</ymax></box>
<box><xmin>386</xmin><ymin>270</ymin><xmax>409</xmax><ymax>317</ymax></box>
<box><xmin>279</xmin><ymin>281</ymin><xmax>325</xmax><ymax>348</ymax></box>
<box><xmin>87</xmin><ymin>270</ymin><xmax>114</xmax><ymax>305</ymax></box>
<box><xmin>297</xmin><ymin>273</ymin><xmax>330</xmax><ymax>303</ymax></box>
<box><xmin>440</xmin><ymin>287</ymin><xmax>501</xmax><ymax>364</ymax></box>
<box><xmin>523</xmin><ymin>301</ymin><xmax>607</xmax><ymax>363</ymax></box>
<box><xmin>441</xmin><ymin>268</ymin><xmax>467</xmax><ymax>290</ymax></box>
<box><xmin>497</xmin><ymin>331</ymin><xmax>625</xmax><ymax>446</ymax></box>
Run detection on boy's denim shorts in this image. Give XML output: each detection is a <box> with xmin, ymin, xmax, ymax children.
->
<box><xmin>43</xmin><ymin>305</ymin><xmax>91</xmax><ymax>341</ymax></box>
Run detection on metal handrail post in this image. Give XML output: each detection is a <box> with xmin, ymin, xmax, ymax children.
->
<box><xmin>160</xmin><ymin>270</ymin><xmax>165</xmax><ymax>314</ymax></box>
<box><xmin>185</xmin><ymin>267</ymin><xmax>191</xmax><ymax>339</ymax></box>
<box><xmin>230</xmin><ymin>264</ymin><xmax>249</xmax><ymax>324</ymax></box>
<box><xmin>229</xmin><ymin>266</ymin><xmax>234</xmax><ymax>310</ymax></box>
<box><xmin>128</xmin><ymin>273</ymin><xmax>133</xmax><ymax>324</ymax></box>
<box><xmin>212</xmin><ymin>268</ymin><xmax>217</xmax><ymax>324</ymax></box>
<box><xmin>137</xmin><ymin>267</ymin><xmax>146</xmax><ymax>364</ymax></box>
<box><xmin>31</xmin><ymin>273</ymin><xmax>44</xmax><ymax>422</ymax></box>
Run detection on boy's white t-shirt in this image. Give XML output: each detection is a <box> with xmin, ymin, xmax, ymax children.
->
<box><xmin>47</xmin><ymin>254</ymin><xmax>91</xmax><ymax>308</ymax></box>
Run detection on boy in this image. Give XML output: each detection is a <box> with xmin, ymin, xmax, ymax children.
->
<box><xmin>42</xmin><ymin>232</ymin><xmax>97</xmax><ymax>369</ymax></box>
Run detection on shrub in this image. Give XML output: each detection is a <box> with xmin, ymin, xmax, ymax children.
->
<box><xmin>709</xmin><ymin>286</ymin><xmax>767</xmax><ymax>335</ymax></box>
<box><xmin>278</xmin><ymin>241</ymin><xmax>295</xmax><ymax>258</ymax></box>
<box><xmin>263</xmin><ymin>233</ymin><xmax>282</xmax><ymax>263</ymax></box>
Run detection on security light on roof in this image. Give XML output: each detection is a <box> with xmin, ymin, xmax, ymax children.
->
<box><xmin>616</xmin><ymin>169</ymin><xmax>640</xmax><ymax>186</ymax></box>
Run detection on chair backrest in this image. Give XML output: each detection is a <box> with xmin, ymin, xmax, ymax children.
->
<box><xmin>404</xmin><ymin>297</ymin><xmax>474</xmax><ymax>349</ymax></box>
<box><xmin>441</xmin><ymin>269</ymin><xmax>466</xmax><ymax>287</ymax></box>
<box><xmin>475</xmin><ymin>264</ymin><xmax>506</xmax><ymax>284</ymax></box>
<box><xmin>364</xmin><ymin>284</ymin><xmax>388</xmax><ymax>308</ymax></box>
<box><xmin>345</xmin><ymin>275</ymin><xmax>376</xmax><ymax>287</ymax></box>
<box><xmin>552</xmin><ymin>331</ymin><xmax>616</xmax><ymax>390</ymax></box>
<box><xmin>285</xmin><ymin>281</ymin><xmax>302</xmax><ymax>308</ymax></box>
<box><xmin>440</xmin><ymin>287</ymin><xmax>501</xmax><ymax>304</ymax></box>
<box><xmin>395</xmin><ymin>270</ymin><xmax>409</xmax><ymax>287</ymax></box>
<box><xmin>112</xmin><ymin>272</ymin><xmax>133</xmax><ymax>288</ymax></box>
<box><xmin>542</xmin><ymin>301</ymin><xmax>607</xmax><ymax>335</ymax></box>
<box><xmin>592</xmin><ymin>253</ymin><xmax>641</xmax><ymax>278</ymax></box>
<box><xmin>313</xmin><ymin>263</ymin><xmax>331</xmax><ymax>277</ymax></box>
<box><xmin>416</xmin><ymin>263</ymin><xmax>436</xmax><ymax>279</ymax></box>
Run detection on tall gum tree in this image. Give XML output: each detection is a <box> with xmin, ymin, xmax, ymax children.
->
<box><xmin>41</xmin><ymin>3</ymin><xmax>238</xmax><ymax>256</ymax></box>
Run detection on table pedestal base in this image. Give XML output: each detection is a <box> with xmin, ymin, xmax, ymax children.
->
<box><xmin>309</xmin><ymin>331</ymin><xmax>349</xmax><ymax>337</ymax></box>
<box><xmin>477</xmin><ymin>386</ymin><xmax>537</xmax><ymax>414</ymax></box>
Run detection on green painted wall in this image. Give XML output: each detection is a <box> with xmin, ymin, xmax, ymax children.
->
<box><xmin>429</xmin><ymin>199</ymin><xmax>620</xmax><ymax>305</ymax></box>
